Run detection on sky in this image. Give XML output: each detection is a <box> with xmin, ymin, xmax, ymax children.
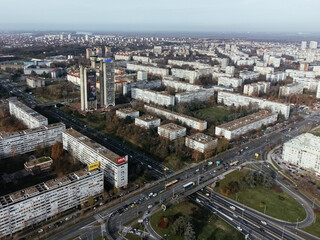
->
<box><xmin>1</xmin><ymin>0</ymin><xmax>320</xmax><ymax>33</ymax></box>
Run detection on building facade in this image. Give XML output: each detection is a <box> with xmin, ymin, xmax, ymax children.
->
<box><xmin>62</xmin><ymin>129</ymin><xmax>128</xmax><ymax>188</ymax></box>
<box><xmin>116</xmin><ymin>108</ymin><xmax>139</xmax><ymax>119</ymax></box>
<box><xmin>185</xmin><ymin>133</ymin><xmax>218</xmax><ymax>153</ymax></box>
<box><xmin>131</xmin><ymin>88</ymin><xmax>175</xmax><ymax>106</ymax></box>
<box><xmin>135</xmin><ymin>115</ymin><xmax>161</xmax><ymax>129</ymax></box>
<box><xmin>26</xmin><ymin>77</ymin><xmax>45</xmax><ymax>88</ymax></box>
<box><xmin>100</xmin><ymin>59</ymin><xmax>115</xmax><ymax>107</ymax></box>
<box><xmin>218</xmin><ymin>77</ymin><xmax>243</xmax><ymax>88</ymax></box>
<box><xmin>158</xmin><ymin>123</ymin><xmax>186</xmax><ymax>140</ymax></box>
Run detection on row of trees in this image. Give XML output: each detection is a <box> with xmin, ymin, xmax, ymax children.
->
<box><xmin>0</xmin><ymin>109</ymin><xmax>27</xmax><ymax>132</ymax></box>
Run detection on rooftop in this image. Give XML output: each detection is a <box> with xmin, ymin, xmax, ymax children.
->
<box><xmin>116</xmin><ymin>108</ymin><xmax>139</xmax><ymax>114</ymax></box>
<box><xmin>136</xmin><ymin>114</ymin><xmax>160</xmax><ymax>122</ymax></box>
<box><xmin>187</xmin><ymin>132</ymin><xmax>215</xmax><ymax>143</ymax></box>
<box><xmin>24</xmin><ymin>156</ymin><xmax>53</xmax><ymax>168</ymax></box>
<box><xmin>285</xmin><ymin>133</ymin><xmax>320</xmax><ymax>154</ymax></box>
<box><xmin>64</xmin><ymin>128</ymin><xmax>120</xmax><ymax>164</ymax></box>
<box><xmin>217</xmin><ymin>110</ymin><xmax>277</xmax><ymax>131</ymax></box>
<box><xmin>159</xmin><ymin>123</ymin><xmax>186</xmax><ymax>132</ymax></box>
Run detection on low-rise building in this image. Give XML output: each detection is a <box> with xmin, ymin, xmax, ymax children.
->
<box><xmin>24</xmin><ymin>156</ymin><xmax>53</xmax><ymax>173</ymax></box>
<box><xmin>0</xmin><ymin>169</ymin><xmax>103</xmax><ymax>237</ymax></box>
<box><xmin>0</xmin><ymin>122</ymin><xmax>66</xmax><ymax>159</ymax></box>
<box><xmin>158</xmin><ymin>123</ymin><xmax>186</xmax><ymax>140</ymax></box>
<box><xmin>218</xmin><ymin>77</ymin><xmax>243</xmax><ymax>88</ymax></box>
<box><xmin>185</xmin><ymin>133</ymin><xmax>217</xmax><ymax>153</ymax></box>
<box><xmin>145</xmin><ymin>105</ymin><xmax>207</xmax><ymax>131</ymax></box>
<box><xmin>62</xmin><ymin>129</ymin><xmax>128</xmax><ymax>188</ymax></box>
<box><xmin>9</xmin><ymin>97</ymin><xmax>48</xmax><ymax>128</ymax></box>
<box><xmin>217</xmin><ymin>91</ymin><xmax>290</xmax><ymax>120</ymax></box>
<box><xmin>135</xmin><ymin>115</ymin><xmax>161</xmax><ymax>129</ymax></box>
<box><xmin>215</xmin><ymin>110</ymin><xmax>278</xmax><ymax>140</ymax></box>
<box><xmin>116</xmin><ymin>108</ymin><xmax>139</xmax><ymax>119</ymax></box>
<box><xmin>26</xmin><ymin>77</ymin><xmax>45</xmax><ymax>88</ymax></box>
<box><xmin>131</xmin><ymin>88</ymin><xmax>175</xmax><ymax>106</ymax></box>
<box><xmin>282</xmin><ymin>133</ymin><xmax>320</xmax><ymax>175</ymax></box>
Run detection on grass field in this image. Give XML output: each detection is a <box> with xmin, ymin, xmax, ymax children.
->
<box><xmin>150</xmin><ymin>201</ymin><xmax>244</xmax><ymax>240</ymax></box>
<box><xmin>193</xmin><ymin>107</ymin><xmax>231</xmax><ymax>123</ymax></box>
<box><xmin>125</xmin><ymin>233</ymin><xmax>142</xmax><ymax>240</ymax></box>
<box><xmin>216</xmin><ymin>170</ymin><xmax>306</xmax><ymax>222</ymax></box>
<box><xmin>302</xmin><ymin>211</ymin><xmax>320</xmax><ymax>238</ymax></box>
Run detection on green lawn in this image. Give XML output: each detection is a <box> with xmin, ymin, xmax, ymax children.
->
<box><xmin>216</xmin><ymin>170</ymin><xmax>306</xmax><ymax>222</ymax></box>
<box><xmin>125</xmin><ymin>233</ymin><xmax>142</xmax><ymax>240</ymax></box>
<box><xmin>150</xmin><ymin>201</ymin><xmax>244</xmax><ymax>240</ymax></box>
<box><xmin>193</xmin><ymin>107</ymin><xmax>231</xmax><ymax>123</ymax></box>
<box><xmin>302</xmin><ymin>212</ymin><xmax>320</xmax><ymax>238</ymax></box>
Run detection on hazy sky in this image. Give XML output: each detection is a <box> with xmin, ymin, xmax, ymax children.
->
<box><xmin>1</xmin><ymin>0</ymin><xmax>320</xmax><ymax>32</ymax></box>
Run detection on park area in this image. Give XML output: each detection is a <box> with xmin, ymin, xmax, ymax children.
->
<box><xmin>215</xmin><ymin>170</ymin><xmax>306</xmax><ymax>222</ymax></box>
<box><xmin>193</xmin><ymin>106</ymin><xmax>231</xmax><ymax>124</ymax></box>
<box><xmin>150</xmin><ymin>200</ymin><xmax>244</xmax><ymax>240</ymax></box>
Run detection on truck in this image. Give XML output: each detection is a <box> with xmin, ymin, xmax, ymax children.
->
<box><xmin>183</xmin><ymin>182</ymin><xmax>195</xmax><ymax>190</ymax></box>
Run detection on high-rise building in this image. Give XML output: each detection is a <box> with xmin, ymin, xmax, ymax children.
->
<box><xmin>310</xmin><ymin>41</ymin><xmax>318</xmax><ymax>49</ymax></box>
<box><xmin>105</xmin><ymin>46</ymin><xmax>112</xmax><ymax>57</ymax></box>
<box><xmin>301</xmin><ymin>41</ymin><xmax>307</xmax><ymax>50</ymax></box>
<box><xmin>80</xmin><ymin>66</ymin><xmax>97</xmax><ymax>111</ymax></box>
<box><xmin>100</xmin><ymin>59</ymin><xmax>115</xmax><ymax>107</ymax></box>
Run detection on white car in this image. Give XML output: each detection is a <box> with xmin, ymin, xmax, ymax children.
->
<box><xmin>237</xmin><ymin>226</ymin><xmax>242</xmax><ymax>231</ymax></box>
<box><xmin>148</xmin><ymin>205</ymin><xmax>153</xmax><ymax>209</ymax></box>
<box><xmin>261</xmin><ymin>220</ymin><xmax>267</xmax><ymax>225</ymax></box>
<box><xmin>230</xmin><ymin>206</ymin><xmax>236</xmax><ymax>211</ymax></box>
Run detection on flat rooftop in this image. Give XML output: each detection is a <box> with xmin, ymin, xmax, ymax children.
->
<box><xmin>8</xmin><ymin>97</ymin><xmax>47</xmax><ymax>122</ymax></box>
<box><xmin>285</xmin><ymin>133</ymin><xmax>320</xmax><ymax>154</ymax></box>
<box><xmin>159</xmin><ymin>123</ymin><xmax>186</xmax><ymax>132</ymax></box>
<box><xmin>64</xmin><ymin>128</ymin><xmax>121</xmax><ymax>164</ymax></box>
<box><xmin>116</xmin><ymin>108</ymin><xmax>139</xmax><ymax>114</ymax></box>
<box><xmin>187</xmin><ymin>132</ymin><xmax>215</xmax><ymax>143</ymax></box>
<box><xmin>136</xmin><ymin>114</ymin><xmax>160</xmax><ymax>122</ymax></box>
<box><xmin>24</xmin><ymin>156</ymin><xmax>53</xmax><ymax>167</ymax></box>
<box><xmin>0</xmin><ymin>169</ymin><xmax>102</xmax><ymax>206</ymax></box>
<box><xmin>217</xmin><ymin>110</ymin><xmax>277</xmax><ymax>131</ymax></box>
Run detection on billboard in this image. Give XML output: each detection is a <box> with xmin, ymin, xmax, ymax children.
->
<box><xmin>87</xmin><ymin>71</ymin><xmax>96</xmax><ymax>101</ymax></box>
<box><xmin>117</xmin><ymin>155</ymin><xmax>128</xmax><ymax>164</ymax></box>
<box><xmin>88</xmin><ymin>161</ymin><xmax>101</xmax><ymax>171</ymax></box>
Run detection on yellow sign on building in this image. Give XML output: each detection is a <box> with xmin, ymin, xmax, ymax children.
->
<box><xmin>88</xmin><ymin>161</ymin><xmax>101</xmax><ymax>171</ymax></box>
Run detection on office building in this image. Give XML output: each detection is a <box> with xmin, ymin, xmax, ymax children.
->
<box><xmin>185</xmin><ymin>133</ymin><xmax>218</xmax><ymax>153</ymax></box>
<box><xmin>80</xmin><ymin>66</ymin><xmax>97</xmax><ymax>111</ymax></box>
<box><xmin>215</xmin><ymin>110</ymin><xmax>278</xmax><ymax>140</ymax></box>
<box><xmin>62</xmin><ymin>129</ymin><xmax>128</xmax><ymax>188</ymax></box>
<box><xmin>0</xmin><ymin>169</ymin><xmax>103</xmax><ymax>237</ymax></box>
<box><xmin>282</xmin><ymin>133</ymin><xmax>320</xmax><ymax>175</ymax></box>
<box><xmin>9</xmin><ymin>97</ymin><xmax>48</xmax><ymax>129</ymax></box>
<box><xmin>0</xmin><ymin>123</ymin><xmax>66</xmax><ymax>159</ymax></box>
<box><xmin>158</xmin><ymin>123</ymin><xmax>186</xmax><ymax>140</ymax></box>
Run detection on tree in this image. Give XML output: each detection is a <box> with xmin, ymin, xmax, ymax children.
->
<box><xmin>51</xmin><ymin>141</ymin><xmax>64</xmax><ymax>160</ymax></box>
<box><xmin>263</xmin><ymin>172</ymin><xmax>274</xmax><ymax>189</ymax></box>
<box><xmin>184</xmin><ymin>222</ymin><xmax>196</xmax><ymax>240</ymax></box>
<box><xmin>172</xmin><ymin>216</ymin><xmax>190</xmax><ymax>236</ymax></box>
<box><xmin>245</xmin><ymin>171</ymin><xmax>256</xmax><ymax>188</ymax></box>
<box><xmin>88</xmin><ymin>196</ymin><xmax>94</xmax><ymax>206</ymax></box>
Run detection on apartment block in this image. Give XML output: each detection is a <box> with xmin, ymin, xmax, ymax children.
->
<box><xmin>135</xmin><ymin>115</ymin><xmax>161</xmax><ymax>129</ymax></box>
<box><xmin>26</xmin><ymin>77</ymin><xmax>45</xmax><ymax>88</ymax></box>
<box><xmin>126</xmin><ymin>63</ymin><xmax>169</xmax><ymax>77</ymax></box>
<box><xmin>279</xmin><ymin>83</ymin><xmax>304</xmax><ymax>97</ymax></box>
<box><xmin>131</xmin><ymin>88</ymin><xmax>175</xmax><ymax>106</ymax></box>
<box><xmin>218</xmin><ymin>77</ymin><xmax>243</xmax><ymax>88</ymax></box>
<box><xmin>158</xmin><ymin>123</ymin><xmax>186</xmax><ymax>140</ymax></box>
<box><xmin>62</xmin><ymin>129</ymin><xmax>128</xmax><ymax>188</ymax></box>
<box><xmin>243</xmin><ymin>82</ymin><xmax>270</xmax><ymax>96</ymax></box>
<box><xmin>116</xmin><ymin>108</ymin><xmax>139</xmax><ymax>119</ymax></box>
<box><xmin>175</xmin><ymin>88</ymin><xmax>214</xmax><ymax>103</ymax></box>
<box><xmin>185</xmin><ymin>133</ymin><xmax>218</xmax><ymax>153</ymax></box>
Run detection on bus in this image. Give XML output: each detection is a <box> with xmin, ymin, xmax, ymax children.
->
<box><xmin>229</xmin><ymin>160</ymin><xmax>239</xmax><ymax>167</ymax></box>
<box><xmin>165</xmin><ymin>179</ymin><xmax>179</xmax><ymax>189</ymax></box>
<box><xmin>183</xmin><ymin>182</ymin><xmax>195</xmax><ymax>190</ymax></box>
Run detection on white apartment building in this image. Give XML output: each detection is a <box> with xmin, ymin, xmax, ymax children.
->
<box><xmin>126</xmin><ymin>63</ymin><xmax>169</xmax><ymax>77</ymax></box>
<box><xmin>145</xmin><ymin>105</ymin><xmax>207</xmax><ymax>131</ymax></box>
<box><xmin>309</xmin><ymin>41</ymin><xmax>318</xmax><ymax>49</ymax></box>
<box><xmin>185</xmin><ymin>133</ymin><xmax>218</xmax><ymax>153</ymax></box>
<box><xmin>9</xmin><ymin>98</ymin><xmax>48</xmax><ymax>128</ymax></box>
<box><xmin>137</xmin><ymin>71</ymin><xmax>148</xmax><ymax>81</ymax></box>
<box><xmin>243</xmin><ymin>82</ymin><xmax>270</xmax><ymax>96</ymax></box>
<box><xmin>135</xmin><ymin>115</ymin><xmax>161</xmax><ymax>129</ymax></box>
<box><xmin>0</xmin><ymin>122</ymin><xmax>66</xmax><ymax>159</ymax></box>
<box><xmin>301</xmin><ymin>41</ymin><xmax>307</xmax><ymax>50</ymax></box>
<box><xmin>168</xmin><ymin>60</ymin><xmax>211</xmax><ymax>69</ymax></box>
<box><xmin>67</xmin><ymin>72</ymin><xmax>80</xmax><ymax>85</ymax></box>
<box><xmin>115</xmin><ymin>54</ymin><xmax>132</xmax><ymax>61</ymax></box>
<box><xmin>131</xmin><ymin>88</ymin><xmax>175</xmax><ymax>106</ymax></box>
<box><xmin>0</xmin><ymin>169</ymin><xmax>103</xmax><ymax>237</ymax></box>
<box><xmin>162</xmin><ymin>79</ymin><xmax>203</xmax><ymax>92</ymax></box>
<box><xmin>154</xmin><ymin>46</ymin><xmax>162</xmax><ymax>55</ymax></box>
<box><xmin>279</xmin><ymin>83</ymin><xmax>304</xmax><ymax>97</ymax></box>
<box><xmin>26</xmin><ymin>77</ymin><xmax>45</xmax><ymax>88</ymax></box>
<box><xmin>171</xmin><ymin>68</ymin><xmax>199</xmax><ymax>84</ymax></box>
<box><xmin>239</xmin><ymin>71</ymin><xmax>260</xmax><ymax>80</ymax></box>
<box><xmin>313</xmin><ymin>66</ymin><xmax>320</xmax><ymax>77</ymax></box>
<box><xmin>116</xmin><ymin>108</ymin><xmax>139</xmax><ymax>119</ymax></box>
<box><xmin>254</xmin><ymin>66</ymin><xmax>274</xmax><ymax>75</ymax></box>
<box><xmin>282</xmin><ymin>133</ymin><xmax>320</xmax><ymax>175</ymax></box>
<box><xmin>286</xmin><ymin>69</ymin><xmax>316</xmax><ymax>79</ymax></box>
<box><xmin>62</xmin><ymin>129</ymin><xmax>128</xmax><ymax>188</ymax></box>
<box><xmin>175</xmin><ymin>88</ymin><xmax>214</xmax><ymax>103</ymax></box>
<box><xmin>215</xmin><ymin>110</ymin><xmax>278</xmax><ymax>140</ymax></box>
<box><xmin>133</xmin><ymin>56</ymin><xmax>150</xmax><ymax>64</ymax></box>
<box><xmin>217</xmin><ymin>91</ymin><xmax>290</xmax><ymax>120</ymax></box>
<box><xmin>225</xmin><ymin>66</ymin><xmax>235</xmax><ymax>76</ymax></box>
<box><xmin>158</xmin><ymin>123</ymin><xmax>186</xmax><ymax>140</ymax></box>
<box><xmin>266</xmin><ymin>72</ymin><xmax>287</xmax><ymax>82</ymax></box>
<box><xmin>218</xmin><ymin>77</ymin><xmax>243</xmax><ymax>88</ymax></box>
<box><xmin>316</xmin><ymin>81</ymin><xmax>320</xmax><ymax>99</ymax></box>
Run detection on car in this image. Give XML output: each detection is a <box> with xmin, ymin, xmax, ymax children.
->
<box><xmin>259</xmin><ymin>227</ymin><xmax>265</xmax><ymax>232</ymax></box>
<box><xmin>233</xmin><ymin>213</ymin><xmax>238</xmax><ymax>218</ymax></box>
<box><xmin>152</xmin><ymin>193</ymin><xmax>157</xmax><ymax>197</ymax></box>
<box><xmin>196</xmin><ymin>198</ymin><xmax>201</xmax><ymax>203</ymax></box>
<box><xmin>240</xmin><ymin>220</ymin><xmax>247</xmax><ymax>226</ymax></box>
<box><xmin>237</xmin><ymin>226</ymin><xmax>243</xmax><ymax>231</ymax></box>
<box><xmin>229</xmin><ymin>206</ymin><xmax>236</xmax><ymax>211</ymax></box>
<box><xmin>148</xmin><ymin>204</ymin><xmax>153</xmax><ymax>209</ymax></box>
<box><xmin>261</xmin><ymin>220</ymin><xmax>267</xmax><ymax>225</ymax></box>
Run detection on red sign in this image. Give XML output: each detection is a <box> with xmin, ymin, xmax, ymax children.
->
<box><xmin>117</xmin><ymin>156</ymin><xmax>127</xmax><ymax>164</ymax></box>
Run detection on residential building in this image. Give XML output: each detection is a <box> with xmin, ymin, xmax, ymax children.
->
<box><xmin>185</xmin><ymin>133</ymin><xmax>217</xmax><ymax>153</ymax></box>
<box><xmin>137</xmin><ymin>71</ymin><xmax>148</xmax><ymax>81</ymax></box>
<box><xmin>215</xmin><ymin>110</ymin><xmax>278</xmax><ymax>140</ymax></box>
<box><xmin>9</xmin><ymin>97</ymin><xmax>48</xmax><ymax>128</ymax></box>
<box><xmin>309</xmin><ymin>41</ymin><xmax>318</xmax><ymax>49</ymax></box>
<box><xmin>62</xmin><ymin>129</ymin><xmax>128</xmax><ymax>188</ymax></box>
<box><xmin>282</xmin><ymin>133</ymin><xmax>320</xmax><ymax>175</ymax></box>
<box><xmin>131</xmin><ymin>88</ymin><xmax>175</xmax><ymax>106</ymax></box>
<box><xmin>126</xmin><ymin>63</ymin><xmax>169</xmax><ymax>77</ymax></box>
<box><xmin>218</xmin><ymin>77</ymin><xmax>243</xmax><ymax>88</ymax></box>
<box><xmin>243</xmin><ymin>82</ymin><xmax>270</xmax><ymax>96</ymax></box>
<box><xmin>266</xmin><ymin>72</ymin><xmax>287</xmax><ymax>82</ymax></box>
<box><xmin>26</xmin><ymin>77</ymin><xmax>45</xmax><ymax>88</ymax></box>
<box><xmin>135</xmin><ymin>115</ymin><xmax>161</xmax><ymax>129</ymax></box>
<box><xmin>24</xmin><ymin>156</ymin><xmax>53</xmax><ymax>173</ymax></box>
<box><xmin>116</xmin><ymin>108</ymin><xmax>139</xmax><ymax>119</ymax></box>
<box><xmin>239</xmin><ymin>70</ymin><xmax>260</xmax><ymax>80</ymax></box>
<box><xmin>301</xmin><ymin>41</ymin><xmax>307</xmax><ymax>50</ymax></box>
<box><xmin>253</xmin><ymin>66</ymin><xmax>274</xmax><ymax>75</ymax></box>
<box><xmin>0</xmin><ymin>169</ymin><xmax>103</xmax><ymax>237</ymax></box>
<box><xmin>175</xmin><ymin>88</ymin><xmax>214</xmax><ymax>103</ymax></box>
<box><xmin>158</xmin><ymin>123</ymin><xmax>186</xmax><ymax>140</ymax></box>
<box><xmin>279</xmin><ymin>83</ymin><xmax>304</xmax><ymax>97</ymax></box>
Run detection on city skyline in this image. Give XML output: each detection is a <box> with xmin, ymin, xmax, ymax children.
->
<box><xmin>1</xmin><ymin>0</ymin><xmax>320</xmax><ymax>33</ymax></box>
